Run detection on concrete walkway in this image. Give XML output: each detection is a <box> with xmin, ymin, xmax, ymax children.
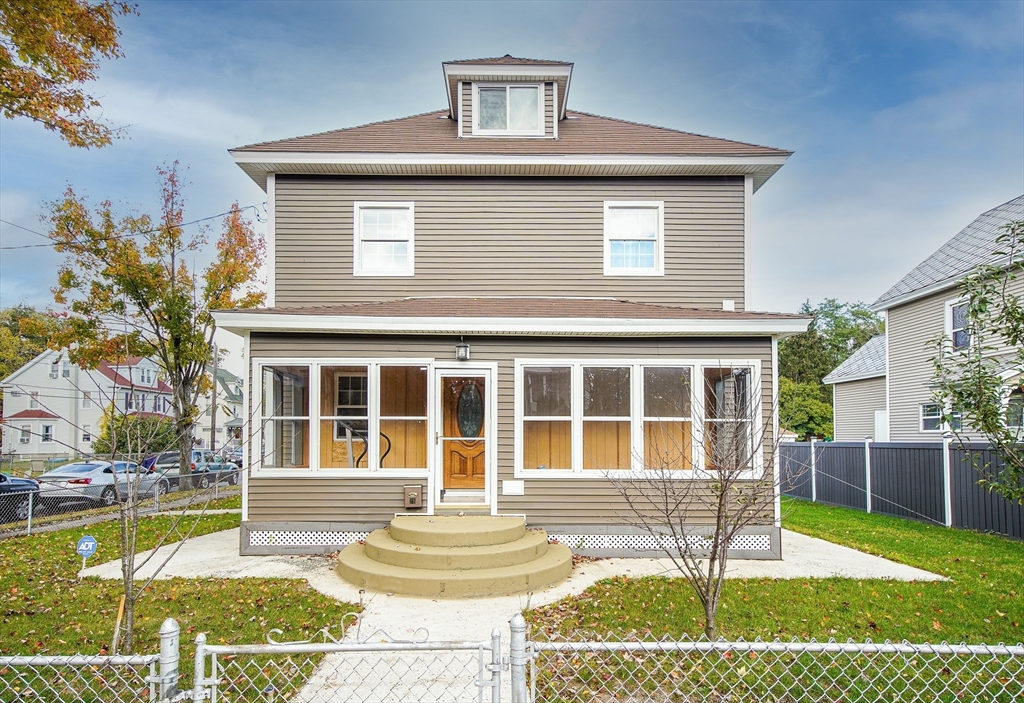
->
<box><xmin>82</xmin><ymin>527</ymin><xmax>943</xmax><ymax>644</ymax></box>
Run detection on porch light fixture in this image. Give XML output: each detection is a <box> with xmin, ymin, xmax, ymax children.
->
<box><xmin>455</xmin><ymin>340</ymin><xmax>470</xmax><ymax>361</ymax></box>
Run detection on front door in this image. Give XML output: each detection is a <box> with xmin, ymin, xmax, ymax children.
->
<box><xmin>438</xmin><ymin>374</ymin><xmax>487</xmax><ymax>490</ymax></box>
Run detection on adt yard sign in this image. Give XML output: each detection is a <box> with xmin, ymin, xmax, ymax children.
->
<box><xmin>77</xmin><ymin>535</ymin><xmax>97</xmax><ymax>558</ymax></box>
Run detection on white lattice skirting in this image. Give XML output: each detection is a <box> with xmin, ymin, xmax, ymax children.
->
<box><xmin>548</xmin><ymin>533</ymin><xmax>772</xmax><ymax>552</ymax></box>
<box><xmin>246</xmin><ymin>529</ymin><xmax>771</xmax><ymax>553</ymax></box>
<box><xmin>248</xmin><ymin>530</ymin><xmax>369</xmax><ymax>547</ymax></box>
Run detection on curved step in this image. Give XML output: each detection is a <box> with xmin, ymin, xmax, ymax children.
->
<box><xmin>364</xmin><ymin>528</ymin><xmax>550</xmax><ymax>570</ymax></box>
<box><xmin>388</xmin><ymin>515</ymin><xmax>525</xmax><ymax>547</ymax></box>
<box><xmin>336</xmin><ymin>543</ymin><xmax>573</xmax><ymax>598</ymax></box>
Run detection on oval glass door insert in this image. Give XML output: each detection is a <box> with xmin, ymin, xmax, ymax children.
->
<box><xmin>457</xmin><ymin>382</ymin><xmax>484</xmax><ymax>438</ymax></box>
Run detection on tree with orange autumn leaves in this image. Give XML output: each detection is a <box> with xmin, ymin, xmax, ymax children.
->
<box><xmin>36</xmin><ymin>162</ymin><xmax>264</xmax><ymax>652</ymax></box>
<box><xmin>1</xmin><ymin>0</ymin><xmax>136</xmax><ymax>147</ymax></box>
<box><xmin>45</xmin><ymin>162</ymin><xmax>264</xmax><ymax>475</ymax></box>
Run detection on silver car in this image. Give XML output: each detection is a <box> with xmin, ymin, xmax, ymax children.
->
<box><xmin>37</xmin><ymin>461</ymin><xmax>167</xmax><ymax>507</ymax></box>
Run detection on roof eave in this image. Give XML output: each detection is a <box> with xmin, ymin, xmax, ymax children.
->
<box><xmin>823</xmin><ymin>370</ymin><xmax>886</xmax><ymax>385</ymax></box>
<box><xmin>212</xmin><ymin>310</ymin><xmax>809</xmax><ymax>338</ymax></box>
<box><xmin>871</xmin><ymin>276</ymin><xmax>963</xmax><ymax>312</ymax></box>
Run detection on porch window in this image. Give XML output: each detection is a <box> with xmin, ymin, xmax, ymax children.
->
<box><xmin>261</xmin><ymin>365</ymin><xmax>310</xmax><ymax>468</ymax></box>
<box><xmin>517</xmin><ymin>361</ymin><xmax>754</xmax><ymax>476</ymax></box>
<box><xmin>353</xmin><ymin>202</ymin><xmax>414</xmax><ymax>276</ymax></box>
<box><xmin>379</xmin><ymin>365</ymin><xmax>428</xmax><ymax>469</ymax></box>
<box><xmin>703</xmin><ymin>367</ymin><xmax>753</xmax><ymax>471</ymax></box>
<box><xmin>644</xmin><ymin>367</ymin><xmax>693</xmax><ymax>471</ymax></box>
<box><xmin>523</xmin><ymin>366</ymin><xmax>571</xmax><ymax>471</ymax></box>
<box><xmin>320</xmin><ymin>366</ymin><xmax>369</xmax><ymax>469</ymax></box>
<box><xmin>583</xmin><ymin>367</ymin><xmax>632</xmax><ymax>470</ymax></box>
<box><xmin>603</xmin><ymin>202</ymin><xmax>664</xmax><ymax>276</ymax></box>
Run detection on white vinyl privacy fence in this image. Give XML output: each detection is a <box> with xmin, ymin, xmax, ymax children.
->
<box><xmin>2</xmin><ymin>613</ymin><xmax>1022</xmax><ymax>702</ymax></box>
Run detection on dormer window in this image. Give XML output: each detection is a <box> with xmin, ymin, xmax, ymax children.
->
<box><xmin>473</xmin><ymin>84</ymin><xmax>542</xmax><ymax>136</ymax></box>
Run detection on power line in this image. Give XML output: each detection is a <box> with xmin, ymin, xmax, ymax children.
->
<box><xmin>0</xmin><ymin>202</ymin><xmax>266</xmax><ymax>251</ymax></box>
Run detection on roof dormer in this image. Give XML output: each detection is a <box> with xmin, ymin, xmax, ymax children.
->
<box><xmin>442</xmin><ymin>55</ymin><xmax>573</xmax><ymax>139</ymax></box>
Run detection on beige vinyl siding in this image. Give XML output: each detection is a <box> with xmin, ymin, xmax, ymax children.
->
<box><xmin>545</xmin><ymin>82</ymin><xmax>554</xmax><ymax>138</ymax></box>
<box><xmin>832</xmin><ymin>376</ymin><xmax>885</xmax><ymax>441</ymax></box>
<box><xmin>274</xmin><ymin>176</ymin><xmax>746</xmax><ymax>308</ymax></box>
<box><xmin>461</xmin><ymin>82</ymin><xmax>471</xmax><ymax>131</ymax></box>
<box><xmin>886</xmin><ymin>275</ymin><xmax>1023</xmax><ymax>441</ymax></box>
<box><xmin>246</xmin><ymin>334</ymin><xmax>774</xmax><ymax>525</ymax></box>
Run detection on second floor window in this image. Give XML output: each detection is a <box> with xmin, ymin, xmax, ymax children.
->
<box><xmin>62</xmin><ymin>361</ymin><xmax>71</xmax><ymax>378</ymax></box>
<box><xmin>30</xmin><ymin>392</ymin><xmax>39</xmax><ymax>409</ymax></box>
<box><xmin>82</xmin><ymin>391</ymin><xmax>92</xmax><ymax>409</ymax></box>
<box><xmin>353</xmin><ymin>202</ymin><xmax>415</xmax><ymax>276</ymax></box>
<box><xmin>604</xmin><ymin>202</ymin><xmax>665</xmax><ymax>276</ymax></box>
<box><xmin>950</xmin><ymin>302</ymin><xmax>971</xmax><ymax>350</ymax></box>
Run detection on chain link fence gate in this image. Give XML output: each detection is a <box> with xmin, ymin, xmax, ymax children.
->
<box><xmin>0</xmin><ymin>653</ymin><xmax>160</xmax><ymax>702</ymax></box>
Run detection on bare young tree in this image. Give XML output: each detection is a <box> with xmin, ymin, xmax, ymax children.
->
<box><xmin>607</xmin><ymin>365</ymin><xmax>782</xmax><ymax>640</ymax></box>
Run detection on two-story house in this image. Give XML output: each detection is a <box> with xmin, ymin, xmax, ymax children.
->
<box><xmin>863</xmin><ymin>194</ymin><xmax>1024</xmax><ymax>441</ymax></box>
<box><xmin>194</xmin><ymin>367</ymin><xmax>245</xmax><ymax>451</ymax></box>
<box><xmin>1</xmin><ymin>353</ymin><xmax>173</xmax><ymax>459</ymax></box>
<box><xmin>214</xmin><ymin>56</ymin><xmax>807</xmax><ymax>558</ymax></box>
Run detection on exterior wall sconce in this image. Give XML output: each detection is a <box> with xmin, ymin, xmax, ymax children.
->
<box><xmin>455</xmin><ymin>340</ymin><xmax>470</xmax><ymax>361</ymax></box>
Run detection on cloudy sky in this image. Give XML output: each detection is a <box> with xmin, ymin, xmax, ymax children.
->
<box><xmin>2</xmin><ymin>0</ymin><xmax>1022</xmax><ymax>330</ymax></box>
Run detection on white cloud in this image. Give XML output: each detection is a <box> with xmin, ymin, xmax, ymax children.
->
<box><xmin>95</xmin><ymin>79</ymin><xmax>267</xmax><ymax>147</ymax></box>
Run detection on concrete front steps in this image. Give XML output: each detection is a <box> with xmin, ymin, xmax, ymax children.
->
<box><xmin>336</xmin><ymin>515</ymin><xmax>573</xmax><ymax>598</ymax></box>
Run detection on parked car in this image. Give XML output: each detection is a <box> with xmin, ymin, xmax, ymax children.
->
<box><xmin>141</xmin><ymin>450</ymin><xmax>239</xmax><ymax>488</ymax></box>
<box><xmin>37</xmin><ymin>461</ymin><xmax>167</xmax><ymax>507</ymax></box>
<box><xmin>227</xmin><ymin>447</ymin><xmax>245</xmax><ymax>469</ymax></box>
<box><xmin>0</xmin><ymin>472</ymin><xmax>41</xmax><ymax>522</ymax></box>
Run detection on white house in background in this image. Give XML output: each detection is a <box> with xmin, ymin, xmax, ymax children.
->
<box><xmin>194</xmin><ymin>367</ymin><xmax>245</xmax><ymax>451</ymax></box>
<box><xmin>869</xmin><ymin>194</ymin><xmax>1024</xmax><ymax>441</ymax></box>
<box><xmin>0</xmin><ymin>353</ymin><xmax>173</xmax><ymax>459</ymax></box>
<box><xmin>823</xmin><ymin>334</ymin><xmax>888</xmax><ymax>441</ymax></box>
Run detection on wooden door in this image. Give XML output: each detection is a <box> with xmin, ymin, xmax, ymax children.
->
<box><xmin>441</xmin><ymin>376</ymin><xmax>486</xmax><ymax>490</ymax></box>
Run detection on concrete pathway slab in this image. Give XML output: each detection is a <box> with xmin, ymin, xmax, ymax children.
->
<box><xmin>82</xmin><ymin>527</ymin><xmax>943</xmax><ymax>645</ymax></box>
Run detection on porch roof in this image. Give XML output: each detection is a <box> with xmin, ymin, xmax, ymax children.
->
<box><xmin>213</xmin><ymin>297</ymin><xmax>809</xmax><ymax>338</ymax></box>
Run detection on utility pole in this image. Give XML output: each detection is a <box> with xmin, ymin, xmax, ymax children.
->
<box><xmin>210</xmin><ymin>344</ymin><xmax>218</xmax><ymax>452</ymax></box>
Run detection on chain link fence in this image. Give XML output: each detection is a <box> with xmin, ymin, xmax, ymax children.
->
<box><xmin>528</xmin><ymin>630</ymin><xmax>1024</xmax><ymax>702</ymax></box>
<box><xmin>0</xmin><ymin>654</ymin><xmax>159</xmax><ymax>703</ymax></box>
<box><xmin>1</xmin><ymin>615</ymin><xmax>1021</xmax><ymax>702</ymax></box>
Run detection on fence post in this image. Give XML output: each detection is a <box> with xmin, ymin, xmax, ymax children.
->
<box><xmin>864</xmin><ymin>438</ymin><xmax>872</xmax><ymax>514</ymax></box>
<box><xmin>490</xmin><ymin>627</ymin><xmax>502</xmax><ymax>703</ymax></box>
<box><xmin>26</xmin><ymin>492</ymin><xmax>33</xmax><ymax>536</ymax></box>
<box><xmin>809</xmin><ymin>438</ymin><xmax>817</xmax><ymax>503</ymax></box>
<box><xmin>510</xmin><ymin>612</ymin><xmax>529</xmax><ymax>703</ymax></box>
<box><xmin>192</xmin><ymin>633</ymin><xmax>207</xmax><ymax>702</ymax></box>
<box><xmin>158</xmin><ymin>618</ymin><xmax>180</xmax><ymax>700</ymax></box>
<box><xmin>942</xmin><ymin>434</ymin><xmax>953</xmax><ymax>528</ymax></box>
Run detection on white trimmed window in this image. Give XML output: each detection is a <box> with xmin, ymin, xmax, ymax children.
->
<box><xmin>19</xmin><ymin>425</ymin><xmax>30</xmax><ymax>444</ymax></box>
<box><xmin>82</xmin><ymin>425</ymin><xmax>92</xmax><ymax>442</ymax></box>
<box><xmin>517</xmin><ymin>360</ymin><xmax>756</xmax><ymax>476</ymax></box>
<box><xmin>29</xmin><ymin>392</ymin><xmax>39</xmax><ymax>409</ymax></box>
<box><xmin>603</xmin><ymin>202</ymin><xmax>665</xmax><ymax>276</ymax></box>
<box><xmin>82</xmin><ymin>391</ymin><xmax>92</xmax><ymax>409</ymax></box>
<box><xmin>947</xmin><ymin>301</ymin><xmax>971</xmax><ymax>351</ymax></box>
<box><xmin>62</xmin><ymin>361</ymin><xmax>71</xmax><ymax>378</ymax></box>
<box><xmin>353</xmin><ymin>202</ymin><xmax>415</xmax><ymax>276</ymax></box>
<box><xmin>41</xmin><ymin>425</ymin><xmax>53</xmax><ymax>443</ymax></box>
<box><xmin>921</xmin><ymin>403</ymin><xmax>962</xmax><ymax>432</ymax></box>
<box><xmin>49</xmin><ymin>360</ymin><xmax>59</xmax><ymax>379</ymax></box>
<box><xmin>473</xmin><ymin>84</ymin><xmax>543</xmax><ymax>135</ymax></box>
<box><xmin>1007</xmin><ymin>388</ymin><xmax>1023</xmax><ymax>431</ymax></box>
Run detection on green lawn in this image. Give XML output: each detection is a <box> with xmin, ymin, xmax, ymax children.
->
<box><xmin>528</xmin><ymin>498</ymin><xmax>1023</xmax><ymax>643</ymax></box>
<box><xmin>0</xmin><ymin>512</ymin><xmax>355</xmax><ymax>660</ymax></box>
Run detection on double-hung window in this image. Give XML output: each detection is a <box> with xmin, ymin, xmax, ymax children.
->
<box><xmin>62</xmin><ymin>361</ymin><xmax>71</xmax><ymax>378</ymax></box>
<box><xmin>29</xmin><ymin>392</ymin><xmax>39</xmax><ymax>409</ymax></box>
<box><xmin>19</xmin><ymin>425</ymin><xmax>30</xmax><ymax>444</ymax></box>
<box><xmin>603</xmin><ymin>202</ymin><xmax>665</xmax><ymax>276</ymax></box>
<box><xmin>517</xmin><ymin>361</ymin><xmax>756</xmax><ymax>475</ymax></box>
<box><xmin>474</xmin><ymin>84</ymin><xmax>542</xmax><ymax>135</ymax></box>
<box><xmin>1007</xmin><ymin>388</ymin><xmax>1024</xmax><ymax>432</ymax></box>
<box><xmin>353</xmin><ymin>202</ymin><xmax>415</xmax><ymax>276</ymax></box>
<box><xmin>49</xmin><ymin>360</ymin><xmax>59</xmax><ymax>379</ymax></box>
<box><xmin>921</xmin><ymin>403</ymin><xmax>962</xmax><ymax>432</ymax></box>
<box><xmin>82</xmin><ymin>425</ymin><xmax>92</xmax><ymax>442</ymax></box>
<box><xmin>41</xmin><ymin>425</ymin><xmax>54</xmax><ymax>443</ymax></box>
<box><xmin>82</xmin><ymin>391</ymin><xmax>92</xmax><ymax>409</ymax></box>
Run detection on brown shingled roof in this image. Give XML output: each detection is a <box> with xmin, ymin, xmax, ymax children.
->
<box><xmin>234</xmin><ymin>297</ymin><xmax>806</xmax><ymax>321</ymax></box>
<box><xmin>444</xmin><ymin>55</ymin><xmax>572</xmax><ymax>66</ymax></box>
<box><xmin>233</xmin><ymin>110</ymin><xmax>788</xmax><ymax>157</ymax></box>
<box><xmin>7</xmin><ymin>409</ymin><xmax>60</xmax><ymax>420</ymax></box>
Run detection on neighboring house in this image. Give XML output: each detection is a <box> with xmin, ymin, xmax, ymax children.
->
<box><xmin>823</xmin><ymin>334</ymin><xmax>887</xmax><ymax>441</ymax></box>
<box><xmin>194</xmin><ymin>367</ymin><xmax>245</xmax><ymax>451</ymax></box>
<box><xmin>0</xmin><ymin>353</ymin><xmax>173</xmax><ymax>458</ymax></box>
<box><xmin>214</xmin><ymin>56</ymin><xmax>808</xmax><ymax>557</ymax></box>
<box><xmin>870</xmin><ymin>194</ymin><xmax>1024</xmax><ymax>441</ymax></box>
